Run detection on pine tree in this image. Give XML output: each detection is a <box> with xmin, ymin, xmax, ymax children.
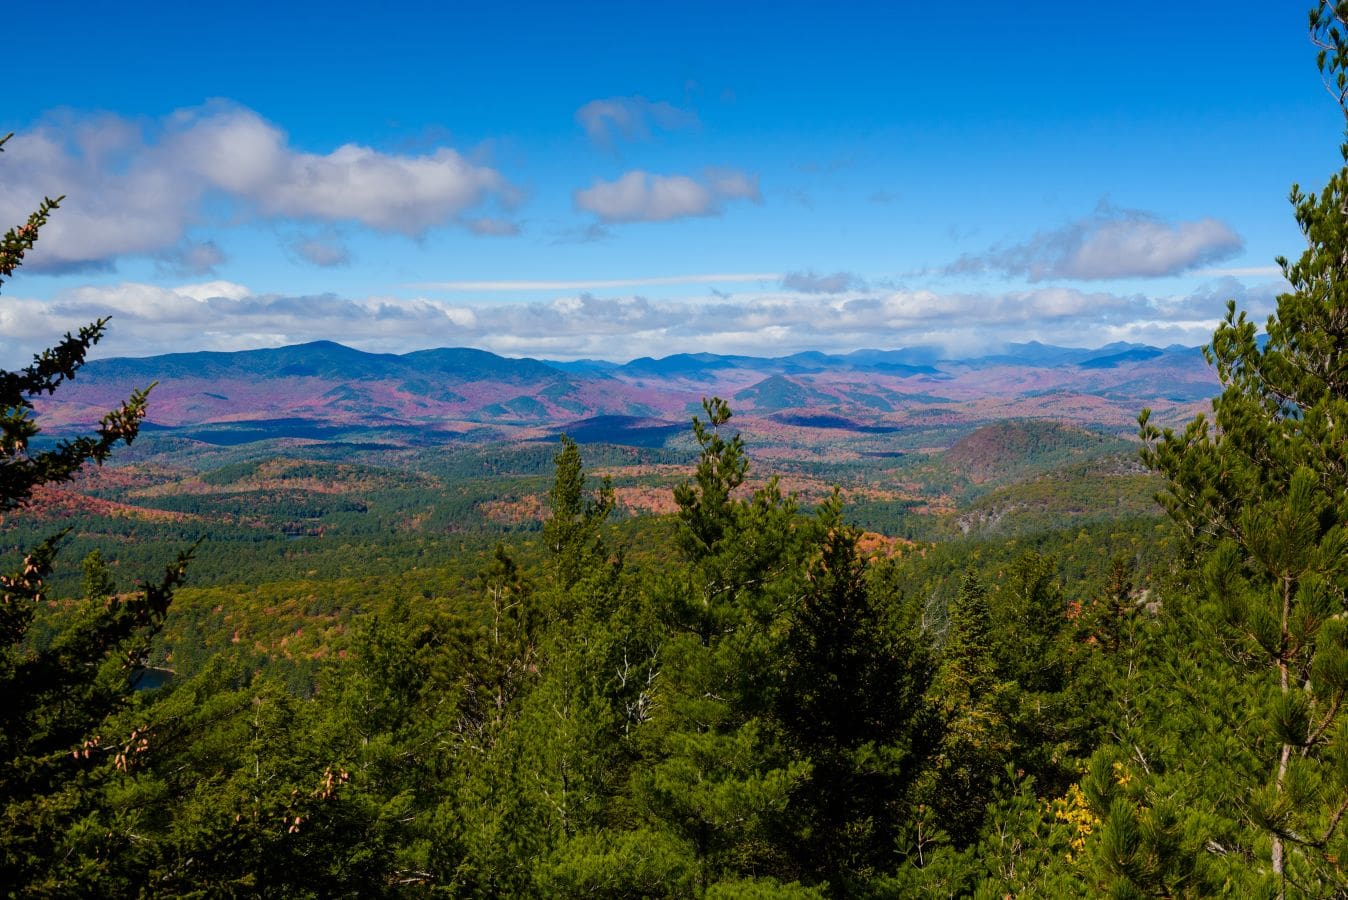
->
<box><xmin>0</xmin><ymin>132</ymin><xmax>193</xmax><ymax>892</ymax></box>
<box><xmin>80</xmin><ymin>549</ymin><xmax>116</xmax><ymax>601</ymax></box>
<box><xmin>1124</xmin><ymin>8</ymin><xmax>1348</xmax><ymax>889</ymax></box>
<box><xmin>988</xmin><ymin>552</ymin><xmax>1084</xmax><ymax>796</ymax></box>
<box><xmin>1086</xmin><ymin>553</ymin><xmax>1136</xmax><ymax>655</ymax></box>
<box><xmin>445</xmin><ymin>443</ymin><xmax>640</xmax><ymax>894</ymax></box>
<box><xmin>673</xmin><ymin>396</ymin><xmax>749</xmax><ymax>562</ymax></box>
<box><xmin>542</xmin><ymin>435</ymin><xmax>615</xmax><ymax>595</ymax></box>
<box><xmin>632</xmin><ymin>398</ymin><xmax>812</xmax><ymax>888</ymax></box>
<box><xmin>915</xmin><ymin>573</ymin><xmax>1013</xmax><ymax>850</ymax></box>
<box><xmin>776</xmin><ymin>494</ymin><xmax>934</xmax><ymax>889</ymax></box>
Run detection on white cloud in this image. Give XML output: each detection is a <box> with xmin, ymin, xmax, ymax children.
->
<box><xmin>174</xmin><ymin>280</ymin><xmax>251</xmax><ymax>302</ymax></box>
<box><xmin>575</xmin><ymin>96</ymin><xmax>697</xmax><ymax>146</ymax></box>
<box><xmin>945</xmin><ymin>203</ymin><xmax>1244</xmax><ymax>281</ymax></box>
<box><xmin>0</xmin><ymin>103</ymin><xmax>518</xmax><ymax>271</ymax></box>
<box><xmin>574</xmin><ymin>168</ymin><xmax>760</xmax><ymax>223</ymax></box>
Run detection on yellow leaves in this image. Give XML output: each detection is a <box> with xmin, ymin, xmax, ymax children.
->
<box><xmin>1051</xmin><ymin>782</ymin><xmax>1101</xmax><ymax>864</ymax></box>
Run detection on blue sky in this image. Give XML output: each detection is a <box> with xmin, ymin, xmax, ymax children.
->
<box><xmin>0</xmin><ymin>0</ymin><xmax>1338</xmax><ymax>363</ymax></box>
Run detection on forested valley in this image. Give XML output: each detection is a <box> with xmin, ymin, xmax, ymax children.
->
<box><xmin>11</xmin><ymin>7</ymin><xmax>1348</xmax><ymax>899</ymax></box>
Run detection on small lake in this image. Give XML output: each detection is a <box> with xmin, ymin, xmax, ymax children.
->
<box><xmin>130</xmin><ymin>666</ymin><xmax>175</xmax><ymax>691</ymax></box>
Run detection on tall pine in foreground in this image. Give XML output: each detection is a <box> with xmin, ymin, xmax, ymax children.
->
<box><xmin>634</xmin><ymin>397</ymin><xmax>818</xmax><ymax>894</ymax></box>
<box><xmin>0</xmin><ymin>133</ymin><xmax>193</xmax><ymax>893</ymax></box>
<box><xmin>1113</xmin><ymin>6</ymin><xmax>1348</xmax><ymax>892</ymax></box>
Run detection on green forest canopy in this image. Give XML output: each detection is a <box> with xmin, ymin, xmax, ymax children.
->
<box><xmin>8</xmin><ymin>4</ymin><xmax>1348</xmax><ymax>894</ymax></box>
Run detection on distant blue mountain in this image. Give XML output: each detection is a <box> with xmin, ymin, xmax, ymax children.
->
<box><xmin>1077</xmin><ymin>347</ymin><xmax>1164</xmax><ymax>369</ymax></box>
<box><xmin>618</xmin><ymin>353</ymin><xmax>744</xmax><ymax>379</ymax></box>
<box><xmin>52</xmin><ymin>337</ymin><xmax>1216</xmax><ymax>443</ymax></box>
<box><xmin>84</xmin><ymin>338</ymin><xmax>1205</xmax><ymax>385</ymax></box>
<box><xmin>85</xmin><ymin>340</ymin><xmax>402</xmax><ymax>381</ymax></box>
<box><xmin>542</xmin><ymin>358</ymin><xmax>620</xmax><ymax>375</ymax></box>
<box><xmin>401</xmin><ymin>347</ymin><xmax>562</xmax><ymax>382</ymax></box>
<box><xmin>843</xmin><ymin>347</ymin><xmax>944</xmax><ymax>371</ymax></box>
<box><xmin>970</xmin><ymin>341</ymin><xmax>1133</xmax><ymax>368</ymax></box>
<box><xmin>86</xmin><ymin>341</ymin><xmax>562</xmax><ymax>385</ymax></box>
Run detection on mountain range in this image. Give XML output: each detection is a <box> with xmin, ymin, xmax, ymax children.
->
<box><xmin>34</xmin><ymin>340</ymin><xmax>1220</xmax><ymax>448</ymax></box>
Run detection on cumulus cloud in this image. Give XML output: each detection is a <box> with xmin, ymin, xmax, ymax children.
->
<box><xmin>945</xmin><ymin>204</ymin><xmax>1244</xmax><ymax>281</ymax></box>
<box><xmin>780</xmin><ymin>271</ymin><xmax>865</xmax><ymax>294</ymax></box>
<box><xmin>0</xmin><ymin>103</ymin><xmax>518</xmax><ymax>271</ymax></box>
<box><xmin>0</xmin><ymin>275</ymin><xmax>1272</xmax><ymax>367</ymax></box>
<box><xmin>575</xmin><ymin>96</ymin><xmax>697</xmax><ymax>146</ymax></box>
<box><xmin>574</xmin><ymin>168</ymin><xmax>760</xmax><ymax>223</ymax></box>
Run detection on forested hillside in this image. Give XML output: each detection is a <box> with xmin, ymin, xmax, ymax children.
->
<box><xmin>8</xmin><ymin>5</ymin><xmax>1348</xmax><ymax>897</ymax></box>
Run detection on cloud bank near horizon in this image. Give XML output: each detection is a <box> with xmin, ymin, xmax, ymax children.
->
<box><xmin>0</xmin><ymin>275</ymin><xmax>1283</xmax><ymax>368</ymax></box>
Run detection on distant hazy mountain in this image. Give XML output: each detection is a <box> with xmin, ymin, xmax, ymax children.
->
<box><xmin>37</xmin><ymin>340</ymin><xmax>1217</xmax><ymax>447</ymax></box>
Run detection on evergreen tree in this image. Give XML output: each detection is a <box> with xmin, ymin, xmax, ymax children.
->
<box><xmin>776</xmin><ymin>495</ymin><xmax>934</xmax><ymax>890</ymax></box>
<box><xmin>988</xmin><ymin>552</ymin><xmax>1084</xmax><ymax>796</ymax></box>
<box><xmin>915</xmin><ymin>573</ymin><xmax>1013</xmax><ymax>850</ymax></box>
<box><xmin>1085</xmin><ymin>553</ymin><xmax>1137</xmax><ymax>656</ymax></box>
<box><xmin>81</xmin><ymin>549</ymin><xmax>116</xmax><ymax>601</ymax></box>
<box><xmin>1118</xmin><ymin>8</ymin><xmax>1348</xmax><ymax>889</ymax></box>
<box><xmin>632</xmin><ymin>398</ymin><xmax>812</xmax><ymax>889</ymax></box>
<box><xmin>0</xmin><ymin>132</ymin><xmax>193</xmax><ymax>893</ymax></box>
<box><xmin>442</xmin><ymin>444</ymin><xmax>636</xmax><ymax>895</ymax></box>
<box><xmin>542</xmin><ymin>434</ymin><xmax>615</xmax><ymax>594</ymax></box>
<box><xmin>457</xmin><ymin>544</ymin><xmax>536</xmax><ymax>751</ymax></box>
<box><xmin>672</xmin><ymin>397</ymin><xmax>743</xmax><ymax>552</ymax></box>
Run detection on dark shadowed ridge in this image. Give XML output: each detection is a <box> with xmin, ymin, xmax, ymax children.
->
<box><xmin>1077</xmin><ymin>346</ymin><xmax>1164</xmax><ymax>369</ymax></box>
<box><xmin>770</xmin><ymin>412</ymin><xmax>902</xmax><ymax>433</ymax></box>
<box><xmin>548</xmin><ymin>414</ymin><xmax>685</xmax><ymax>447</ymax></box>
